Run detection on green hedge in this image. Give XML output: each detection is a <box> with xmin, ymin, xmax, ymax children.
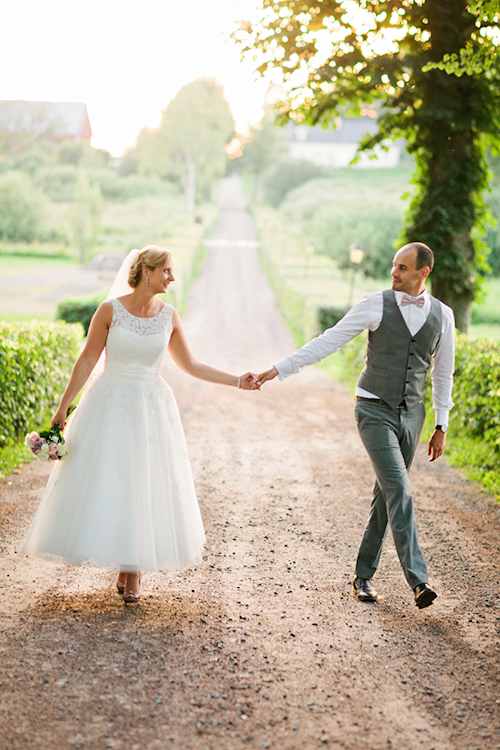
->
<box><xmin>0</xmin><ymin>321</ymin><xmax>83</xmax><ymax>446</ymax></box>
<box><xmin>318</xmin><ymin>306</ymin><xmax>349</xmax><ymax>332</ymax></box>
<box><xmin>56</xmin><ymin>294</ymin><xmax>105</xmax><ymax>335</ymax></box>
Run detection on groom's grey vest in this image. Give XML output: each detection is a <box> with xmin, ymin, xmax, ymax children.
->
<box><xmin>357</xmin><ymin>290</ymin><xmax>442</xmax><ymax>409</ymax></box>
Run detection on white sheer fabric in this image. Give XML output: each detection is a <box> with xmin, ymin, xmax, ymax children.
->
<box><xmin>22</xmin><ymin>299</ymin><xmax>206</xmax><ymax>572</ymax></box>
<box><xmin>91</xmin><ymin>248</ymin><xmax>141</xmax><ymax>380</ymax></box>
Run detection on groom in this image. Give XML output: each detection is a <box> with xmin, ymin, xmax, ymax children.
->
<box><xmin>257</xmin><ymin>242</ymin><xmax>455</xmax><ymax>610</ymax></box>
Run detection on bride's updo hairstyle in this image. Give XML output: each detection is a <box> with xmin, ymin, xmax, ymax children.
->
<box><xmin>128</xmin><ymin>245</ymin><xmax>172</xmax><ymax>288</ymax></box>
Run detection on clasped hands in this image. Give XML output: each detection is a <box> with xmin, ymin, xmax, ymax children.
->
<box><xmin>239</xmin><ymin>367</ymin><xmax>278</xmax><ymax>390</ymax></box>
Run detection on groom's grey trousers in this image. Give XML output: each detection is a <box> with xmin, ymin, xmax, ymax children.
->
<box><xmin>354</xmin><ymin>397</ymin><xmax>428</xmax><ymax>589</ymax></box>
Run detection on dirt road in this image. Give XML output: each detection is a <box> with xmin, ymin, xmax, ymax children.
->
<box><xmin>1</xmin><ymin>176</ymin><xmax>499</xmax><ymax>750</ymax></box>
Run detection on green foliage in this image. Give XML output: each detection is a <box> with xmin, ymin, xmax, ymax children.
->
<box><xmin>423</xmin><ymin>0</ymin><xmax>500</xmax><ymax>76</ymax></box>
<box><xmin>264</xmin><ymin>159</ymin><xmax>327</xmax><ymax>207</ymax></box>
<box><xmin>35</xmin><ymin>164</ymin><xmax>79</xmax><ymax>202</ymax></box>
<box><xmin>35</xmin><ymin>165</ymin><xmax>171</xmax><ymax>203</ymax></box>
<box><xmin>68</xmin><ymin>175</ymin><xmax>103</xmax><ymax>263</ymax></box>
<box><xmin>318</xmin><ymin>306</ymin><xmax>349</xmax><ymax>331</ymax></box>
<box><xmin>132</xmin><ymin>79</ymin><xmax>234</xmax><ymax>209</ymax></box>
<box><xmin>0</xmin><ymin>242</ymin><xmax>71</xmax><ymax>259</ymax></box>
<box><xmin>236</xmin><ymin>112</ymin><xmax>288</xmax><ymax>197</ymax></box>
<box><xmin>0</xmin><ymin>441</ymin><xmax>33</xmax><ymax>480</ymax></box>
<box><xmin>0</xmin><ymin>172</ymin><xmax>46</xmax><ymax>241</ymax></box>
<box><xmin>237</xmin><ymin>0</ymin><xmax>500</xmax><ymax>331</ymax></box>
<box><xmin>56</xmin><ymin>294</ymin><xmax>105</xmax><ymax>335</ymax></box>
<box><xmin>55</xmin><ymin>140</ymin><xmax>111</xmax><ymax>168</ymax></box>
<box><xmin>258</xmin><ymin>240</ymin><xmax>319</xmax><ymax>344</ymax></box>
<box><xmin>450</xmin><ymin>334</ymin><xmax>500</xmax><ymax>442</ymax></box>
<box><xmin>0</xmin><ymin>321</ymin><xmax>83</xmax><ymax>446</ymax></box>
<box><xmin>278</xmin><ymin>170</ymin><xmax>409</xmax><ymax>278</ymax></box>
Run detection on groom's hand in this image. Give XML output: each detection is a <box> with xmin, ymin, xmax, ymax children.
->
<box><xmin>257</xmin><ymin>367</ymin><xmax>278</xmax><ymax>386</ymax></box>
<box><xmin>428</xmin><ymin>429</ymin><xmax>446</xmax><ymax>462</ymax></box>
<box><xmin>239</xmin><ymin>372</ymin><xmax>261</xmax><ymax>390</ymax></box>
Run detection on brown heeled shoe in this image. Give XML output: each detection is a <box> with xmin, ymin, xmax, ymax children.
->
<box><xmin>123</xmin><ymin>575</ymin><xmax>141</xmax><ymax>604</ymax></box>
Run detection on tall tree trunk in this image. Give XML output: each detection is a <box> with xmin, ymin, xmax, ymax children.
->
<box><xmin>402</xmin><ymin>0</ymin><xmax>490</xmax><ymax>332</ymax></box>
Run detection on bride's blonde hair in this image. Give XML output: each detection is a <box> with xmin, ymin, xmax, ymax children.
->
<box><xmin>128</xmin><ymin>245</ymin><xmax>172</xmax><ymax>288</ymax></box>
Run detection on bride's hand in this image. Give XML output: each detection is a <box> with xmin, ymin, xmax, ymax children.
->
<box><xmin>51</xmin><ymin>407</ymin><xmax>67</xmax><ymax>431</ymax></box>
<box><xmin>238</xmin><ymin>372</ymin><xmax>261</xmax><ymax>390</ymax></box>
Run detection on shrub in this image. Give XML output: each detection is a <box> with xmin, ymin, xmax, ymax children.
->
<box><xmin>317</xmin><ymin>306</ymin><xmax>349</xmax><ymax>332</ymax></box>
<box><xmin>0</xmin><ymin>321</ymin><xmax>83</xmax><ymax>445</ymax></box>
<box><xmin>35</xmin><ymin>165</ymin><xmax>173</xmax><ymax>203</ymax></box>
<box><xmin>264</xmin><ymin>159</ymin><xmax>327</xmax><ymax>207</ymax></box>
<box><xmin>0</xmin><ymin>172</ymin><xmax>46</xmax><ymax>241</ymax></box>
<box><xmin>35</xmin><ymin>164</ymin><xmax>79</xmax><ymax>202</ymax></box>
<box><xmin>56</xmin><ymin>294</ymin><xmax>105</xmax><ymax>335</ymax></box>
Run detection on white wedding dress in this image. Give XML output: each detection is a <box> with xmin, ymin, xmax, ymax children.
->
<box><xmin>21</xmin><ymin>299</ymin><xmax>206</xmax><ymax>572</ymax></box>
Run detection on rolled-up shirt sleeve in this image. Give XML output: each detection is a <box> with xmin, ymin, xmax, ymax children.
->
<box><xmin>274</xmin><ymin>293</ymin><xmax>382</xmax><ymax>380</ymax></box>
<box><xmin>431</xmin><ymin>303</ymin><xmax>455</xmax><ymax>427</ymax></box>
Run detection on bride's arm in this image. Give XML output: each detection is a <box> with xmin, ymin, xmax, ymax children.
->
<box><xmin>168</xmin><ymin>310</ymin><xmax>259</xmax><ymax>390</ymax></box>
<box><xmin>51</xmin><ymin>302</ymin><xmax>113</xmax><ymax>428</ymax></box>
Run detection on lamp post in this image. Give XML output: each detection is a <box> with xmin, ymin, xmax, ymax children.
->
<box><xmin>304</xmin><ymin>241</ymin><xmax>314</xmax><ymax>276</ymax></box>
<box><xmin>348</xmin><ymin>243</ymin><xmax>364</xmax><ymax>308</ymax></box>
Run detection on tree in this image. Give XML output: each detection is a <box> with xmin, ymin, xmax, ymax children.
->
<box><xmin>133</xmin><ymin>79</ymin><xmax>234</xmax><ymax>212</ymax></box>
<box><xmin>425</xmin><ymin>0</ymin><xmax>500</xmax><ymax>76</ymax></box>
<box><xmin>237</xmin><ymin>111</ymin><xmax>288</xmax><ymax>198</ymax></box>
<box><xmin>236</xmin><ymin>0</ymin><xmax>500</xmax><ymax>330</ymax></box>
<box><xmin>0</xmin><ymin>172</ymin><xmax>46</xmax><ymax>242</ymax></box>
<box><xmin>68</xmin><ymin>175</ymin><xmax>103</xmax><ymax>263</ymax></box>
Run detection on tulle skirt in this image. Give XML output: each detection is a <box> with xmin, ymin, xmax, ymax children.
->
<box><xmin>21</xmin><ymin>372</ymin><xmax>206</xmax><ymax>572</ymax></box>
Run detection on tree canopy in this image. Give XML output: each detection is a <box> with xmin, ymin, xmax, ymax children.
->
<box><xmin>425</xmin><ymin>0</ymin><xmax>500</xmax><ymax>76</ymax></box>
<box><xmin>133</xmin><ymin>79</ymin><xmax>234</xmax><ymax>211</ymax></box>
<box><xmin>236</xmin><ymin>0</ymin><xmax>500</xmax><ymax>330</ymax></box>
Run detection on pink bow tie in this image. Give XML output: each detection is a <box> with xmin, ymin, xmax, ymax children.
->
<box><xmin>401</xmin><ymin>294</ymin><xmax>425</xmax><ymax>308</ymax></box>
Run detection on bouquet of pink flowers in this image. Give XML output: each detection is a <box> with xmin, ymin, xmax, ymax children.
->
<box><xmin>25</xmin><ymin>424</ymin><xmax>67</xmax><ymax>462</ymax></box>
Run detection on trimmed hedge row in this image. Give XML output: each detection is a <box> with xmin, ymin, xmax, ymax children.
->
<box><xmin>0</xmin><ymin>321</ymin><xmax>83</xmax><ymax>445</ymax></box>
<box><xmin>56</xmin><ymin>295</ymin><xmax>105</xmax><ymax>335</ymax></box>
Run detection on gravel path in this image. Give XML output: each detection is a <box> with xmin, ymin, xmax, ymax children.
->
<box><xmin>1</xmin><ymin>175</ymin><xmax>499</xmax><ymax>750</ymax></box>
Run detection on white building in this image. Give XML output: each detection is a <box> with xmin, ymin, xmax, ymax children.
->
<box><xmin>286</xmin><ymin>117</ymin><xmax>402</xmax><ymax>168</ymax></box>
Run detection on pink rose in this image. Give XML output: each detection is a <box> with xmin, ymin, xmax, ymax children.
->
<box><xmin>48</xmin><ymin>443</ymin><xmax>59</xmax><ymax>456</ymax></box>
<box><xmin>34</xmin><ymin>439</ymin><xmax>44</xmax><ymax>452</ymax></box>
<box><xmin>49</xmin><ymin>453</ymin><xmax>59</xmax><ymax>461</ymax></box>
<box><xmin>25</xmin><ymin>432</ymin><xmax>39</xmax><ymax>448</ymax></box>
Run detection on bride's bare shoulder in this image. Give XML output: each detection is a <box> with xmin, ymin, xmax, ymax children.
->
<box><xmin>94</xmin><ymin>300</ymin><xmax>114</xmax><ymax>323</ymax></box>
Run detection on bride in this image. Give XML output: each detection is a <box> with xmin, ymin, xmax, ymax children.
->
<box><xmin>21</xmin><ymin>245</ymin><xmax>259</xmax><ymax>603</ymax></box>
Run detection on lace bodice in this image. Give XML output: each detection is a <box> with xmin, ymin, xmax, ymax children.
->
<box><xmin>104</xmin><ymin>299</ymin><xmax>174</xmax><ymax>381</ymax></box>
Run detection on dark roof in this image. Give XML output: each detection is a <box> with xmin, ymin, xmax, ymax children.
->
<box><xmin>0</xmin><ymin>100</ymin><xmax>91</xmax><ymax>138</ymax></box>
<box><xmin>285</xmin><ymin>117</ymin><xmax>378</xmax><ymax>144</ymax></box>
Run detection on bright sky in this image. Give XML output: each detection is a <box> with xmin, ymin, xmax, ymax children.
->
<box><xmin>0</xmin><ymin>0</ymin><xmax>269</xmax><ymax>156</ymax></box>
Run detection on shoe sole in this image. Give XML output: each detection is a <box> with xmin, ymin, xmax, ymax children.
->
<box><xmin>353</xmin><ymin>587</ymin><xmax>378</xmax><ymax>603</ymax></box>
<box><xmin>415</xmin><ymin>589</ymin><xmax>437</xmax><ymax>609</ymax></box>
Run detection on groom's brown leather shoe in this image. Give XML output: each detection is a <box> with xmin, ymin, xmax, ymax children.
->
<box><xmin>414</xmin><ymin>583</ymin><xmax>437</xmax><ymax>609</ymax></box>
<box><xmin>353</xmin><ymin>577</ymin><xmax>378</xmax><ymax>602</ymax></box>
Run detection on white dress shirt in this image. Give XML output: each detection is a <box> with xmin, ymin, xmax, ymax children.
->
<box><xmin>274</xmin><ymin>290</ymin><xmax>455</xmax><ymax>428</ymax></box>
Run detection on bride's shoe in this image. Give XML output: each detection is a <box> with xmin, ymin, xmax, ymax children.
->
<box><xmin>116</xmin><ymin>573</ymin><xmax>127</xmax><ymax>594</ymax></box>
<box><xmin>123</xmin><ymin>575</ymin><xmax>141</xmax><ymax>604</ymax></box>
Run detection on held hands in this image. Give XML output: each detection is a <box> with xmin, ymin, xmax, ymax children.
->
<box><xmin>238</xmin><ymin>372</ymin><xmax>261</xmax><ymax>390</ymax></box>
<box><xmin>256</xmin><ymin>367</ymin><xmax>278</xmax><ymax>387</ymax></box>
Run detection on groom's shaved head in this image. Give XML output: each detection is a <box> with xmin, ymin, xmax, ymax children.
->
<box><xmin>399</xmin><ymin>242</ymin><xmax>434</xmax><ymax>272</ymax></box>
